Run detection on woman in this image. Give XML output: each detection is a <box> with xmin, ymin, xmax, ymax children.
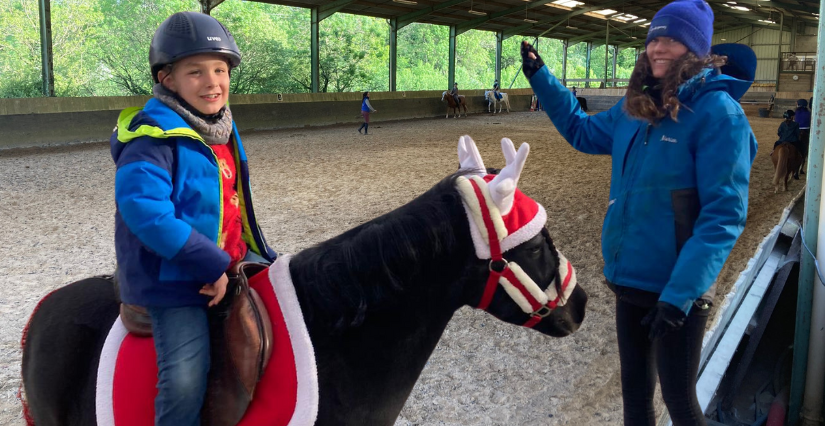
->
<box><xmin>358</xmin><ymin>91</ymin><xmax>377</xmax><ymax>135</ymax></box>
<box><xmin>521</xmin><ymin>0</ymin><xmax>758</xmax><ymax>424</ymax></box>
<box><xmin>794</xmin><ymin>98</ymin><xmax>811</xmax><ymax>177</ymax></box>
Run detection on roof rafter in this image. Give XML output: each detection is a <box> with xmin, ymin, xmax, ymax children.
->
<box><xmin>567</xmin><ymin>19</ymin><xmax>649</xmax><ymax>43</ymax></box>
<box><xmin>502</xmin><ymin>0</ymin><xmax>638</xmax><ymax>39</ymax></box>
<box><xmin>455</xmin><ymin>0</ymin><xmax>556</xmax><ymax>36</ymax></box>
<box><xmin>318</xmin><ymin>0</ymin><xmax>358</xmax><ymax>21</ymax></box>
<box><xmin>397</xmin><ymin>0</ymin><xmax>469</xmax><ymax>29</ymax></box>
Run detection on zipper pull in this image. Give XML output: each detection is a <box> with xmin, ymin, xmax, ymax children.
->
<box><xmin>644</xmin><ymin>124</ymin><xmax>651</xmax><ymax>145</ymax></box>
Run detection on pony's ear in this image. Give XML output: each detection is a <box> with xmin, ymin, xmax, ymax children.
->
<box><xmin>501</xmin><ymin>137</ymin><xmax>517</xmax><ymax>166</ymax></box>
<box><xmin>489</xmin><ymin>139</ymin><xmax>529</xmax><ymax>215</ymax></box>
<box><xmin>457</xmin><ymin>135</ymin><xmax>487</xmax><ymax>176</ymax></box>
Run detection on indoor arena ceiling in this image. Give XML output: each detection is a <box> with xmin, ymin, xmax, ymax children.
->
<box><xmin>248</xmin><ymin>0</ymin><xmax>821</xmax><ymax>47</ymax></box>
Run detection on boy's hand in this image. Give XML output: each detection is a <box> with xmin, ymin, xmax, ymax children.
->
<box><xmin>200</xmin><ymin>273</ymin><xmax>229</xmax><ymax>307</ymax></box>
<box><xmin>521</xmin><ymin>41</ymin><xmax>546</xmax><ymax>80</ymax></box>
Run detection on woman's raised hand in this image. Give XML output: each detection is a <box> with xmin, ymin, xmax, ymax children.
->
<box><xmin>521</xmin><ymin>41</ymin><xmax>546</xmax><ymax>80</ymax></box>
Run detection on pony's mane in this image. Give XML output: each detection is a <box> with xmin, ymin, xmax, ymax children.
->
<box><xmin>290</xmin><ymin>173</ymin><xmax>473</xmax><ymax>331</ymax></box>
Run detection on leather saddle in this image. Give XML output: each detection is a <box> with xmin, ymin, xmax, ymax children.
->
<box><xmin>118</xmin><ymin>262</ymin><xmax>274</xmax><ymax>426</ymax></box>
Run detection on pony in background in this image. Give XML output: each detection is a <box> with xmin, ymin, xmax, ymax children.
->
<box><xmin>484</xmin><ymin>90</ymin><xmax>511</xmax><ymax>114</ymax></box>
<box><xmin>771</xmin><ymin>143</ymin><xmax>803</xmax><ymax>193</ymax></box>
<box><xmin>441</xmin><ymin>91</ymin><xmax>468</xmax><ymax>118</ymax></box>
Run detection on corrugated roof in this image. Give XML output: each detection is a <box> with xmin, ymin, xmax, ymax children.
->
<box><xmin>246</xmin><ymin>0</ymin><xmax>820</xmax><ymax>47</ymax></box>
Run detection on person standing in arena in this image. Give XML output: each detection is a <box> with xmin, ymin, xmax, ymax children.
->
<box><xmin>521</xmin><ymin>1</ymin><xmax>757</xmax><ymax>424</ymax></box>
<box><xmin>358</xmin><ymin>91</ymin><xmax>377</xmax><ymax>135</ymax></box>
<box><xmin>794</xmin><ymin>98</ymin><xmax>811</xmax><ymax>177</ymax></box>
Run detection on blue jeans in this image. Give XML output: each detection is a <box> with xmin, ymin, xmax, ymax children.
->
<box><xmin>146</xmin><ymin>305</ymin><xmax>210</xmax><ymax>426</ymax></box>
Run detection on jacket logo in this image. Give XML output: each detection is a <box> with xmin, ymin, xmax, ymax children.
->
<box><xmin>661</xmin><ymin>135</ymin><xmax>678</xmax><ymax>143</ymax></box>
<box><xmin>207</xmin><ymin>36</ymin><xmax>222</xmax><ymax>42</ymax></box>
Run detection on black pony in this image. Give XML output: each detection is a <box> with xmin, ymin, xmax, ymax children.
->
<box><xmin>21</xmin><ymin>139</ymin><xmax>588</xmax><ymax>426</ymax></box>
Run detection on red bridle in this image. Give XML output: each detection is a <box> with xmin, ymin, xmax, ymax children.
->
<box><xmin>467</xmin><ymin>178</ymin><xmax>575</xmax><ymax>328</ymax></box>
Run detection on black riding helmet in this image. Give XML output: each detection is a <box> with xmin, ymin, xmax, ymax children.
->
<box><xmin>784</xmin><ymin>109</ymin><xmax>796</xmax><ymax>119</ymax></box>
<box><xmin>149</xmin><ymin>12</ymin><xmax>241</xmax><ymax>83</ymax></box>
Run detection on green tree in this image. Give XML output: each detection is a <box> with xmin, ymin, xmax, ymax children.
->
<box><xmin>93</xmin><ymin>0</ymin><xmax>200</xmax><ymax>96</ymax></box>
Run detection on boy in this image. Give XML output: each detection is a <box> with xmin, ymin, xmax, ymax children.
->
<box><xmin>111</xmin><ymin>11</ymin><xmax>276</xmax><ymax>426</ymax></box>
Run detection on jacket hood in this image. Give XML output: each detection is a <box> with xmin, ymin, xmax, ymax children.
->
<box><xmin>111</xmin><ymin>99</ymin><xmax>205</xmax><ymax>164</ymax></box>
<box><xmin>678</xmin><ymin>67</ymin><xmax>753</xmax><ymax>103</ymax></box>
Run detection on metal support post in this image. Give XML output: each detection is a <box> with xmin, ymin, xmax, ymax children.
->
<box><xmin>585</xmin><ymin>42</ymin><xmax>592</xmax><ymax>88</ymax></box>
<box><xmin>561</xmin><ymin>41</ymin><xmax>569</xmax><ymax>87</ymax></box>
<box><xmin>448</xmin><ymin>25</ymin><xmax>457</xmax><ymax>89</ymax></box>
<box><xmin>604</xmin><ymin>21</ymin><xmax>610</xmax><ymax>88</ymax></box>
<box><xmin>38</xmin><ymin>0</ymin><xmax>54</xmax><ymax>97</ymax></box>
<box><xmin>389</xmin><ymin>18</ymin><xmax>398</xmax><ymax>92</ymax></box>
<box><xmin>495</xmin><ymin>31</ymin><xmax>503</xmax><ymax>86</ymax></box>
<box><xmin>789</xmin><ymin>1</ymin><xmax>825</xmax><ymax>424</ymax></box>
<box><xmin>776</xmin><ymin>11</ymin><xmax>784</xmax><ymax>92</ymax></box>
<box><xmin>311</xmin><ymin>8</ymin><xmax>319</xmax><ymax>93</ymax></box>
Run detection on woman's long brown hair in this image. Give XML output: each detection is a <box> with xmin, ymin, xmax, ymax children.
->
<box><xmin>624</xmin><ymin>51</ymin><xmax>725</xmax><ymax>123</ymax></box>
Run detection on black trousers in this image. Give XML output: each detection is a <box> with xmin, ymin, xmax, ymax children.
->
<box><xmin>615</xmin><ymin>292</ymin><xmax>710</xmax><ymax>426</ymax></box>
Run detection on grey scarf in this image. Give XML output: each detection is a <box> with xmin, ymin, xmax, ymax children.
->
<box><xmin>152</xmin><ymin>83</ymin><xmax>233</xmax><ymax>145</ymax></box>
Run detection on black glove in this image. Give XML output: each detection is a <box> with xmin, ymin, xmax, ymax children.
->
<box><xmin>521</xmin><ymin>41</ymin><xmax>546</xmax><ymax>80</ymax></box>
<box><xmin>641</xmin><ymin>301</ymin><xmax>686</xmax><ymax>341</ymax></box>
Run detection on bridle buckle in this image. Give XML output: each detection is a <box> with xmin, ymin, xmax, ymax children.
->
<box><xmin>489</xmin><ymin>258</ymin><xmax>508</xmax><ymax>273</ymax></box>
<box><xmin>531</xmin><ymin>305</ymin><xmax>554</xmax><ymax>318</ymax></box>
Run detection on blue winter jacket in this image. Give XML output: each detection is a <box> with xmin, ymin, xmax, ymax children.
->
<box><xmin>530</xmin><ymin>65</ymin><xmax>758</xmax><ymax>314</ymax></box>
<box><xmin>795</xmin><ymin>107</ymin><xmax>811</xmax><ymax>129</ymax></box>
<box><xmin>111</xmin><ymin>98</ymin><xmax>276</xmax><ymax>307</ymax></box>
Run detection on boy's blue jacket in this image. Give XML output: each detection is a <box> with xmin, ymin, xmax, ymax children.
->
<box><xmin>111</xmin><ymin>98</ymin><xmax>276</xmax><ymax>307</ymax></box>
<box><xmin>530</xmin><ymin>66</ymin><xmax>757</xmax><ymax>314</ymax></box>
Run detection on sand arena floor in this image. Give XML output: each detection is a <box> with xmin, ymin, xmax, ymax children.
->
<box><xmin>0</xmin><ymin>111</ymin><xmax>801</xmax><ymax>425</ymax></box>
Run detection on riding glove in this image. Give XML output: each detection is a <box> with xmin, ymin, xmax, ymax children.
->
<box><xmin>641</xmin><ymin>301</ymin><xmax>686</xmax><ymax>341</ymax></box>
<box><xmin>521</xmin><ymin>41</ymin><xmax>546</xmax><ymax>80</ymax></box>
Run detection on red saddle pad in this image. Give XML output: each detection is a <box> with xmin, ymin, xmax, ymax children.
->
<box><xmin>106</xmin><ymin>268</ymin><xmax>301</xmax><ymax>426</ymax></box>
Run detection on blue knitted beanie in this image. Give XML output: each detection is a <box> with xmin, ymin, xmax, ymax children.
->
<box><xmin>646</xmin><ymin>0</ymin><xmax>714</xmax><ymax>57</ymax></box>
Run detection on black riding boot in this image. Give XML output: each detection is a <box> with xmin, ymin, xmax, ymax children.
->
<box><xmin>364</xmin><ymin>123</ymin><xmax>369</xmax><ymax>135</ymax></box>
<box><xmin>358</xmin><ymin>123</ymin><xmax>365</xmax><ymax>134</ymax></box>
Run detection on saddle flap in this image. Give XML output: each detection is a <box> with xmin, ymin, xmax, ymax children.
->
<box><xmin>117</xmin><ymin>262</ymin><xmax>274</xmax><ymax>426</ymax></box>
<box><xmin>119</xmin><ymin>304</ymin><xmax>152</xmax><ymax>338</ymax></box>
<box><xmin>202</xmin><ymin>262</ymin><xmax>274</xmax><ymax>426</ymax></box>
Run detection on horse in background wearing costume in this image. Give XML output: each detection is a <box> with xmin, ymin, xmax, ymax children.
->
<box><xmin>771</xmin><ymin>143</ymin><xmax>803</xmax><ymax>193</ymax></box>
<box><xmin>20</xmin><ymin>136</ymin><xmax>588</xmax><ymax>426</ymax></box>
<box><xmin>441</xmin><ymin>91</ymin><xmax>468</xmax><ymax>118</ymax></box>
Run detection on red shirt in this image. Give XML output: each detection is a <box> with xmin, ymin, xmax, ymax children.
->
<box><xmin>211</xmin><ymin>143</ymin><xmax>248</xmax><ymax>268</ymax></box>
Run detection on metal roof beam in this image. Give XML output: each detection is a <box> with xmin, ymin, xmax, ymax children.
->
<box><xmin>709</xmin><ymin>0</ymin><xmax>819</xmax><ymax>16</ymax></box>
<box><xmin>318</xmin><ymin>0</ymin><xmax>358</xmax><ymax>21</ymax></box>
<box><xmin>502</xmin><ymin>0</ymin><xmax>637</xmax><ymax>39</ymax></box>
<box><xmin>567</xmin><ymin>20</ymin><xmax>649</xmax><ymax>43</ymax></box>
<box><xmin>455</xmin><ymin>0</ymin><xmax>556</xmax><ymax>36</ymax></box>
<box><xmin>397</xmin><ymin>0</ymin><xmax>468</xmax><ymax>29</ymax></box>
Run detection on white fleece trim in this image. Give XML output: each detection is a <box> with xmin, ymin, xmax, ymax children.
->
<box><xmin>499</xmin><ymin>274</ymin><xmax>535</xmax><ymax>313</ymax></box>
<box><xmin>469</xmin><ymin>176</ymin><xmax>508</xmax><ymax>241</ymax></box>
<box><xmin>544</xmin><ymin>252</ymin><xmax>578</xmax><ymax>306</ymax></box>
<box><xmin>508</xmin><ymin>262</ymin><xmax>549</xmax><ymax>306</ymax></box>
<box><xmin>456</xmin><ymin>177</ymin><xmax>490</xmax><ymax>243</ymax></box>
<box><xmin>269</xmin><ymin>254</ymin><xmax>319</xmax><ymax>426</ymax></box>
<box><xmin>500</xmin><ymin>204</ymin><xmax>547</xmax><ymax>254</ymax></box>
<box><xmin>96</xmin><ymin>317</ymin><xmax>128</xmax><ymax>426</ymax></box>
<box><xmin>458</xmin><ymin>178</ymin><xmax>548</xmax><ymax>260</ymax></box>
